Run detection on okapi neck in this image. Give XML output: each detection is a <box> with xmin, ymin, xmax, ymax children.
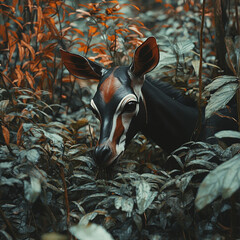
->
<box><xmin>140</xmin><ymin>79</ymin><xmax>199</xmax><ymax>153</ymax></box>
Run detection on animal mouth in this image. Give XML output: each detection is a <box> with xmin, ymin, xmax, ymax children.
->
<box><xmin>103</xmin><ymin>151</ymin><xmax>124</xmax><ymax>168</ymax></box>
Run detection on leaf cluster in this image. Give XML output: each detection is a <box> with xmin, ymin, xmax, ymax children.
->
<box><xmin>1</xmin><ymin>1</ymin><xmax>240</xmax><ymax>240</ymax></box>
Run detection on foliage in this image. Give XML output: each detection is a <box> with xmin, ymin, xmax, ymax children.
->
<box><xmin>204</xmin><ymin>36</ymin><xmax>240</xmax><ymax>119</ymax></box>
<box><xmin>204</xmin><ymin>75</ymin><xmax>238</xmax><ymax>119</ymax></box>
<box><xmin>196</xmin><ymin>153</ymin><xmax>240</xmax><ymax>210</ymax></box>
<box><xmin>72</xmin><ymin>1</ymin><xmax>145</xmax><ymax>66</ymax></box>
<box><xmin>0</xmin><ymin>0</ymin><xmax>240</xmax><ymax>240</ymax></box>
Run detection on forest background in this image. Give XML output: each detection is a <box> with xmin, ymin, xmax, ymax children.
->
<box><xmin>0</xmin><ymin>0</ymin><xmax>240</xmax><ymax>239</ymax></box>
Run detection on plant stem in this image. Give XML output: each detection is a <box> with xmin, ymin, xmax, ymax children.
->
<box><xmin>234</xmin><ymin>0</ymin><xmax>240</xmax><ymax>35</ymax></box>
<box><xmin>196</xmin><ymin>0</ymin><xmax>206</xmax><ymax>137</ymax></box>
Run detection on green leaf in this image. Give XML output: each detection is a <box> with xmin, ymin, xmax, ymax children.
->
<box><xmin>0</xmin><ymin>100</ymin><xmax>9</xmax><ymax>112</ymax></box>
<box><xmin>205</xmin><ymin>82</ymin><xmax>238</xmax><ymax>119</ymax></box>
<box><xmin>70</xmin><ymin>222</ymin><xmax>114</xmax><ymax>240</ymax></box>
<box><xmin>114</xmin><ymin>196</ymin><xmax>134</xmax><ymax>215</ymax></box>
<box><xmin>26</xmin><ymin>149</ymin><xmax>40</xmax><ymax>163</ymax></box>
<box><xmin>205</xmin><ymin>75</ymin><xmax>238</xmax><ymax>92</ymax></box>
<box><xmin>175</xmin><ymin>40</ymin><xmax>194</xmax><ymax>55</ymax></box>
<box><xmin>215</xmin><ymin>130</ymin><xmax>240</xmax><ymax>139</ymax></box>
<box><xmin>135</xmin><ymin>180</ymin><xmax>158</xmax><ymax>214</ymax></box>
<box><xmin>24</xmin><ymin>177</ymin><xmax>41</xmax><ymax>203</ymax></box>
<box><xmin>0</xmin><ymin>177</ymin><xmax>21</xmax><ymax>186</ymax></box>
<box><xmin>195</xmin><ymin>154</ymin><xmax>240</xmax><ymax>210</ymax></box>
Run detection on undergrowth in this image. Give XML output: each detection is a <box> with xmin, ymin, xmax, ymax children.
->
<box><xmin>0</xmin><ymin>1</ymin><xmax>240</xmax><ymax>240</ymax></box>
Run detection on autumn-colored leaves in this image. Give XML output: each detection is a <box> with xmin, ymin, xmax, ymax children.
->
<box><xmin>0</xmin><ymin>0</ymin><xmax>145</xmax><ymax>148</ymax></box>
<box><xmin>0</xmin><ymin>1</ymin><xmax>144</xmax><ymax>91</ymax></box>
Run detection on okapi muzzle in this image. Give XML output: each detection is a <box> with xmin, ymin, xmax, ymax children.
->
<box><xmin>61</xmin><ymin>37</ymin><xmax>159</xmax><ymax>167</ymax></box>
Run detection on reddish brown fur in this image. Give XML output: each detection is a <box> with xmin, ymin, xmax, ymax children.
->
<box><xmin>113</xmin><ymin>115</ymin><xmax>124</xmax><ymax>145</ymax></box>
<box><xmin>99</xmin><ymin>67</ymin><xmax>122</xmax><ymax>103</ymax></box>
<box><xmin>109</xmin><ymin>115</ymin><xmax>124</xmax><ymax>157</ymax></box>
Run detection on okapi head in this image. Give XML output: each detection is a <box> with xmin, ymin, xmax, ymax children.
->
<box><xmin>60</xmin><ymin>37</ymin><xmax>159</xmax><ymax>167</ymax></box>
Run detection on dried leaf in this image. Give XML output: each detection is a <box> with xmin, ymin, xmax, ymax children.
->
<box><xmin>2</xmin><ymin>125</ymin><xmax>10</xmax><ymax>145</ymax></box>
<box><xmin>17</xmin><ymin>123</ymin><xmax>23</xmax><ymax>145</ymax></box>
<box><xmin>184</xmin><ymin>2</ymin><xmax>189</xmax><ymax>12</ymax></box>
<box><xmin>71</xmin><ymin>118</ymin><xmax>88</xmax><ymax>131</ymax></box>
<box><xmin>73</xmin><ymin>28</ymin><xmax>84</xmax><ymax>36</ymax></box>
<box><xmin>128</xmin><ymin>25</ymin><xmax>144</xmax><ymax>38</ymax></box>
<box><xmin>192</xmin><ymin>60</ymin><xmax>200</xmax><ymax>77</ymax></box>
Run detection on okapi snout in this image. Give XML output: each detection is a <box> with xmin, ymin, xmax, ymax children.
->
<box><xmin>94</xmin><ymin>145</ymin><xmax>113</xmax><ymax>167</ymax></box>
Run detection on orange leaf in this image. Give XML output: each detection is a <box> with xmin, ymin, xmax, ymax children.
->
<box><xmin>2</xmin><ymin>125</ymin><xmax>10</xmax><ymax>145</ymax></box>
<box><xmin>107</xmin><ymin>35</ymin><xmax>116</xmax><ymax>42</ymax></box>
<box><xmin>17</xmin><ymin>123</ymin><xmax>23</xmax><ymax>145</ymax></box>
<box><xmin>164</xmin><ymin>4</ymin><xmax>174</xmax><ymax>9</ymax></box>
<box><xmin>21</xmin><ymin>40</ymin><xmax>35</xmax><ymax>60</ymax></box>
<box><xmin>184</xmin><ymin>3</ymin><xmax>190</xmax><ymax>12</ymax></box>
<box><xmin>37</xmin><ymin>6</ymin><xmax>43</xmax><ymax>27</ymax></box>
<box><xmin>13</xmin><ymin>0</ymin><xmax>18</xmax><ymax>8</ymax></box>
<box><xmin>73</xmin><ymin>28</ymin><xmax>84</xmax><ymax>36</ymax></box>
<box><xmin>15</xmin><ymin>65</ymin><xmax>24</xmax><ymax>86</ymax></box>
<box><xmin>25</xmin><ymin>71</ymin><xmax>34</xmax><ymax>89</ymax></box>
<box><xmin>17</xmin><ymin>42</ymin><xmax>24</xmax><ymax>62</ymax></box>
<box><xmin>76</xmin><ymin>9</ymin><xmax>91</xmax><ymax>18</ymax></box>
<box><xmin>8</xmin><ymin>13</ymin><xmax>23</xmax><ymax>29</ymax></box>
<box><xmin>128</xmin><ymin>25</ymin><xmax>144</xmax><ymax>37</ymax></box>
<box><xmin>88</xmin><ymin>26</ymin><xmax>99</xmax><ymax>37</ymax></box>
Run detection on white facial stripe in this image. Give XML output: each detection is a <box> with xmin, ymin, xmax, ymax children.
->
<box><xmin>92</xmin><ymin>94</ymin><xmax>138</xmax><ymax>165</ymax></box>
<box><xmin>115</xmin><ymin>94</ymin><xmax>137</xmax><ymax>113</ymax></box>
<box><xmin>109</xmin><ymin>94</ymin><xmax>137</xmax><ymax>141</ymax></box>
<box><xmin>108</xmin><ymin>94</ymin><xmax>138</xmax><ymax>160</ymax></box>
<box><xmin>90</xmin><ymin>99</ymin><xmax>101</xmax><ymax>117</ymax></box>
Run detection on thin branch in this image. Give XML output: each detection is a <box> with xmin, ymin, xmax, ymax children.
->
<box><xmin>196</xmin><ymin>0</ymin><xmax>206</xmax><ymax>137</ymax></box>
<box><xmin>234</xmin><ymin>0</ymin><xmax>240</xmax><ymax>35</ymax></box>
<box><xmin>58</xmin><ymin>164</ymin><xmax>70</xmax><ymax>226</ymax></box>
<box><xmin>0</xmin><ymin>206</ymin><xmax>17</xmax><ymax>240</ymax></box>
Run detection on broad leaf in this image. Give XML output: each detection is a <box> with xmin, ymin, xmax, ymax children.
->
<box><xmin>195</xmin><ymin>154</ymin><xmax>240</xmax><ymax>210</ymax></box>
<box><xmin>0</xmin><ymin>100</ymin><xmax>9</xmax><ymax>112</ymax></box>
<box><xmin>215</xmin><ymin>130</ymin><xmax>240</xmax><ymax>139</ymax></box>
<box><xmin>0</xmin><ymin>177</ymin><xmax>21</xmax><ymax>186</ymax></box>
<box><xmin>24</xmin><ymin>177</ymin><xmax>41</xmax><ymax>203</ymax></box>
<box><xmin>70</xmin><ymin>223</ymin><xmax>114</xmax><ymax>240</ymax></box>
<box><xmin>135</xmin><ymin>180</ymin><xmax>158</xmax><ymax>214</ymax></box>
<box><xmin>205</xmin><ymin>75</ymin><xmax>238</xmax><ymax>92</ymax></box>
<box><xmin>26</xmin><ymin>149</ymin><xmax>40</xmax><ymax>163</ymax></box>
<box><xmin>175</xmin><ymin>40</ymin><xmax>194</xmax><ymax>55</ymax></box>
<box><xmin>114</xmin><ymin>196</ymin><xmax>134</xmax><ymax>215</ymax></box>
<box><xmin>205</xmin><ymin>82</ymin><xmax>238</xmax><ymax>119</ymax></box>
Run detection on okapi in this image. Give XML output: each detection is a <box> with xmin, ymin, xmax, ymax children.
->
<box><xmin>61</xmin><ymin>37</ymin><xmax>238</xmax><ymax>168</ymax></box>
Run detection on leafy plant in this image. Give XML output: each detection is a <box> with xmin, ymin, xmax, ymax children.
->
<box><xmin>196</xmin><ymin>153</ymin><xmax>240</xmax><ymax>210</ymax></box>
<box><xmin>1</xmin><ymin>1</ymin><xmax>240</xmax><ymax>240</ymax></box>
<box><xmin>64</xmin><ymin>1</ymin><xmax>145</xmax><ymax>67</ymax></box>
<box><xmin>204</xmin><ymin>37</ymin><xmax>240</xmax><ymax>119</ymax></box>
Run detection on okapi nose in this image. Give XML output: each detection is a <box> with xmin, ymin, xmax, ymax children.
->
<box><xmin>94</xmin><ymin>145</ymin><xmax>112</xmax><ymax>167</ymax></box>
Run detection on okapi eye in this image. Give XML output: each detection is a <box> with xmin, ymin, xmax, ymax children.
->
<box><xmin>122</xmin><ymin>101</ymin><xmax>137</xmax><ymax>113</ymax></box>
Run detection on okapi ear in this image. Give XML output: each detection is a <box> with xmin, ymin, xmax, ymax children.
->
<box><xmin>130</xmin><ymin>37</ymin><xmax>159</xmax><ymax>77</ymax></box>
<box><xmin>60</xmin><ymin>49</ymin><xmax>104</xmax><ymax>80</ymax></box>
